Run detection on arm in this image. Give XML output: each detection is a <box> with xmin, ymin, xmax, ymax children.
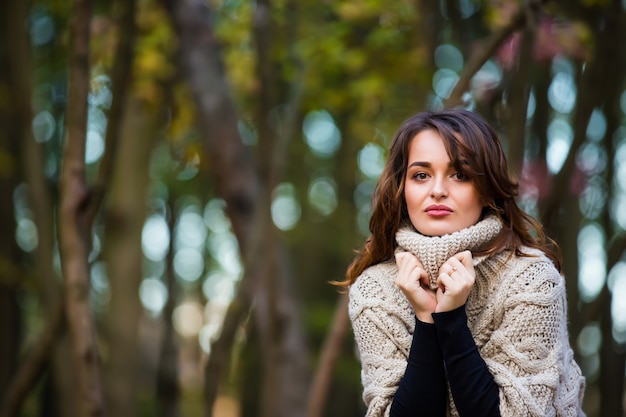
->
<box><xmin>349</xmin><ymin>268</ymin><xmax>416</xmax><ymax>417</ymax></box>
<box><xmin>390</xmin><ymin>319</ymin><xmax>447</xmax><ymax>417</ymax></box>
<box><xmin>480</xmin><ymin>260</ymin><xmax>585</xmax><ymax>416</ymax></box>
<box><xmin>432</xmin><ymin>306</ymin><xmax>500</xmax><ymax>417</ymax></box>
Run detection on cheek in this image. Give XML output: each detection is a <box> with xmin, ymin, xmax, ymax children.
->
<box><xmin>403</xmin><ymin>185</ymin><xmax>422</xmax><ymax>208</ymax></box>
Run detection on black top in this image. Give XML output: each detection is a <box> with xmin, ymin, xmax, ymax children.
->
<box><xmin>390</xmin><ymin>306</ymin><xmax>501</xmax><ymax>417</ymax></box>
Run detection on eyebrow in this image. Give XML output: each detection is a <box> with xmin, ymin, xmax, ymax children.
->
<box><xmin>407</xmin><ymin>161</ymin><xmax>455</xmax><ymax>168</ymax></box>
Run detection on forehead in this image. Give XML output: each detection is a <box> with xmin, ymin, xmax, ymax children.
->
<box><xmin>407</xmin><ymin>130</ymin><xmax>449</xmax><ymax>157</ymax></box>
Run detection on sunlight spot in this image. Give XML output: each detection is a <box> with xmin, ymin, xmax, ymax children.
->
<box><xmin>142</xmin><ymin>215</ymin><xmax>170</xmax><ymax>261</ymax></box>
<box><xmin>90</xmin><ymin>262</ymin><xmax>109</xmax><ymax>293</ymax></box>
<box><xmin>89</xmin><ymin>75</ymin><xmax>113</xmax><ymax>109</ymax></box>
<box><xmin>271</xmin><ymin>183</ymin><xmax>301</xmax><ymax>230</ymax></box>
<box><xmin>203</xmin><ymin>271</ymin><xmax>236</xmax><ymax>304</ymax></box>
<box><xmin>15</xmin><ymin>218</ymin><xmax>38</xmax><ymax>252</ymax></box>
<box><xmin>546</xmin><ymin>118</ymin><xmax>573</xmax><ymax>174</ymax></box>
<box><xmin>174</xmin><ymin>247</ymin><xmax>204</xmax><ymax>283</ymax></box>
<box><xmin>526</xmin><ymin>90</ymin><xmax>536</xmax><ymax>119</ymax></box>
<box><xmin>173</xmin><ymin>301</ymin><xmax>204</xmax><ymax>338</ymax></box>
<box><xmin>358</xmin><ymin>143</ymin><xmax>385</xmax><ymax>179</ymax></box>
<box><xmin>303</xmin><ymin>110</ymin><xmax>341</xmax><ymax>157</ymax></box>
<box><xmin>579</xmin><ymin>178</ymin><xmax>606</xmax><ymax>220</ymax></box>
<box><xmin>586</xmin><ymin>109</ymin><xmax>606</xmax><ymax>142</ymax></box>
<box><xmin>433</xmin><ymin>68</ymin><xmax>459</xmax><ymax>99</ymax></box>
<box><xmin>471</xmin><ymin>60</ymin><xmax>501</xmax><ymax>101</ymax></box>
<box><xmin>611</xmin><ymin>195</ymin><xmax>626</xmax><ymax>231</ymax></box>
<box><xmin>204</xmin><ymin>199</ymin><xmax>231</xmax><ymax>233</ymax></box>
<box><xmin>139</xmin><ymin>277</ymin><xmax>167</xmax><ymax>316</ymax></box>
<box><xmin>434</xmin><ymin>44</ymin><xmax>463</xmax><ymax>72</ymax></box>
<box><xmin>577</xmin><ymin>323</ymin><xmax>601</xmax><ymax>356</ymax></box>
<box><xmin>577</xmin><ymin>224</ymin><xmax>606</xmax><ymax>302</ymax></box>
<box><xmin>548</xmin><ymin>72</ymin><xmax>576</xmax><ymax>114</ymax></box>
<box><xmin>32</xmin><ymin>111</ymin><xmax>56</xmax><ymax>143</ymax></box>
<box><xmin>308</xmin><ymin>177</ymin><xmax>338</xmax><ymax>216</ymax></box>
<box><xmin>577</xmin><ymin>143</ymin><xmax>607</xmax><ymax>176</ymax></box>
<box><xmin>207</xmin><ymin>231</ymin><xmax>241</xmax><ymax>276</ymax></box>
<box><xmin>199</xmin><ymin>322</ymin><xmax>223</xmax><ymax>355</ymax></box>
<box><xmin>610</xmin><ymin>263</ymin><xmax>626</xmax><ymax>342</ymax></box>
<box><xmin>30</xmin><ymin>11</ymin><xmax>55</xmax><ymax>46</ymax></box>
<box><xmin>176</xmin><ymin>210</ymin><xmax>207</xmax><ymax>250</ymax></box>
<box><xmin>85</xmin><ymin>130</ymin><xmax>105</xmax><ymax>164</ymax></box>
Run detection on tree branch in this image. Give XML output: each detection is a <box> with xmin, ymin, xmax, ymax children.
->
<box><xmin>87</xmin><ymin>0</ymin><xmax>138</xmax><ymax>226</ymax></box>
<box><xmin>307</xmin><ymin>293</ymin><xmax>349</xmax><ymax>417</ymax></box>
<box><xmin>444</xmin><ymin>9</ymin><xmax>525</xmax><ymax>109</ymax></box>
<box><xmin>58</xmin><ymin>0</ymin><xmax>105</xmax><ymax>415</ymax></box>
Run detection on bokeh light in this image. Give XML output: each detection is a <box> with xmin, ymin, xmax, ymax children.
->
<box><xmin>434</xmin><ymin>44</ymin><xmax>464</xmax><ymax>73</ymax></box>
<box><xmin>308</xmin><ymin>176</ymin><xmax>338</xmax><ymax>216</ymax></box>
<box><xmin>548</xmin><ymin>72</ymin><xmax>576</xmax><ymax>114</ymax></box>
<box><xmin>357</xmin><ymin>143</ymin><xmax>385</xmax><ymax>179</ymax></box>
<box><xmin>271</xmin><ymin>182</ymin><xmax>301</xmax><ymax>230</ymax></box>
<box><xmin>577</xmin><ymin>223</ymin><xmax>606</xmax><ymax>302</ymax></box>
<box><xmin>547</xmin><ymin>118</ymin><xmax>573</xmax><ymax>173</ymax></box>
<box><xmin>302</xmin><ymin>110</ymin><xmax>341</xmax><ymax>157</ymax></box>
<box><xmin>142</xmin><ymin>214</ymin><xmax>170</xmax><ymax>262</ymax></box>
<box><xmin>173</xmin><ymin>301</ymin><xmax>204</xmax><ymax>338</ymax></box>
<box><xmin>139</xmin><ymin>277</ymin><xmax>167</xmax><ymax>316</ymax></box>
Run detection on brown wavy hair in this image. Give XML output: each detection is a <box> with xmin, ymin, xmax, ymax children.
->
<box><xmin>336</xmin><ymin>108</ymin><xmax>560</xmax><ymax>287</ymax></box>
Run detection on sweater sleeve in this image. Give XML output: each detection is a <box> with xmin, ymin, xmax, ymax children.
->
<box><xmin>390</xmin><ymin>319</ymin><xmax>447</xmax><ymax>417</ymax></box>
<box><xmin>348</xmin><ymin>267</ymin><xmax>416</xmax><ymax>417</ymax></box>
<box><xmin>481</xmin><ymin>260</ymin><xmax>586</xmax><ymax>417</ymax></box>
<box><xmin>432</xmin><ymin>306</ymin><xmax>500</xmax><ymax>417</ymax></box>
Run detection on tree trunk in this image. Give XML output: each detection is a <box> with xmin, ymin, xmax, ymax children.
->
<box><xmin>156</xmin><ymin>195</ymin><xmax>181</xmax><ymax>417</ymax></box>
<box><xmin>58</xmin><ymin>0</ymin><xmax>105</xmax><ymax>416</ymax></box>
<box><xmin>1</xmin><ymin>1</ymin><xmax>77</xmax><ymax>414</ymax></box>
<box><xmin>255</xmin><ymin>240</ymin><xmax>311</xmax><ymax>417</ymax></box>
<box><xmin>103</xmin><ymin>97</ymin><xmax>156</xmax><ymax>417</ymax></box>
<box><xmin>162</xmin><ymin>1</ymin><xmax>267</xmax><ymax>415</ymax></box>
<box><xmin>0</xmin><ymin>0</ymin><xmax>25</xmax><ymax>403</ymax></box>
<box><xmin>505</xmin><ymin>6</ymin><xmax>535</xmax><ymax>178</ymax></box>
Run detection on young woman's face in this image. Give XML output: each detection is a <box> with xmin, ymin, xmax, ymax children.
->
<box><xmin>404</xmin><ymin>129</ymin><xmax>483</xmax><ymax>236</ymax></box>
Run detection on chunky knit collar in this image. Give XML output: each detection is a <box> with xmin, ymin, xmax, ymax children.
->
<box><xmin>395</xmin><ymin>215</ymin><xmax>502</xmax><ymax>290</ymax></box>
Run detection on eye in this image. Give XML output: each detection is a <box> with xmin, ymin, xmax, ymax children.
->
<box><xmin>452</xmin><ymin>172</ymin><xmax>468</xmax><ymax>181</ymax></box>
<box><xmin>412</xmin><ymin>172</ymin><xmax>429</xmax><ymax>180</ymax></box>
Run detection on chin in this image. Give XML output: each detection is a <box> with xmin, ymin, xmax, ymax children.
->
<box><xmin>413</xmin><ymin>220</ymin><xmax>466</xmax><ymax>237</ymax></box>
<box><xmin>415</xmin><ymin>226</ymin><xmax>456</xmax><ymax>237</ymax></box>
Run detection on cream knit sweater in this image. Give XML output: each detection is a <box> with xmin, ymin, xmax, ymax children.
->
<box><xmin>348</xmin><ymin>216</ymin><xmax>586</xmax><ymax>417</ymax></box>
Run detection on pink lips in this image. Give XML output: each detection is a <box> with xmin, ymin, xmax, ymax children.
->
<box><xmin>425</xmin><ymin>205</ymin><xmax>453</xmax><ymax>217</ymax></box>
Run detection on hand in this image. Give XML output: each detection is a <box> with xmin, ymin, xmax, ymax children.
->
<box><xmin>435</xmin><ymin>250</ymin><xmax>475</xmax><ymax>313</ymax></box>
<box><xmin>395</xmin><ymin>252</ymin><xmax>437</xmax><ymax>323</ymax></box>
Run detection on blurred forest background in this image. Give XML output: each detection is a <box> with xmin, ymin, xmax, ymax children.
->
<box><xmin>0</xmin><ymin>0</ymin><xmax>625</xmax><ymax>416</ymax></box>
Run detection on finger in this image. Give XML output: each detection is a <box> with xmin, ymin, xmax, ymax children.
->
<box><xmin>439</xmin><ymin>260</ymin><xmax>461</xmax><ymax>279</ymax></box>
<box><xmin>453</xmin><ymin>250</ymin><xmax>473</xmax><ymax>268</ymax></box>
<box><xmin>438</xmin><ymin>268</ymin><xmax>471</xmax><ymax>292</ymax></box>
<box><xmin>445</xmin><ymin>262</ymin><xmax>474</xmax><ymax>290</ymax></box>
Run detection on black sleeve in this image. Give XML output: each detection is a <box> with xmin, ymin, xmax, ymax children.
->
<box><xmin>390</xmin><ymin>318</ymin><xmax>447</xmax><ymax>417</ymax></box>
<box><xmin>433</xmin><ymin>306</ymin><xmax>501</xmax><ymax>417</ymax></box>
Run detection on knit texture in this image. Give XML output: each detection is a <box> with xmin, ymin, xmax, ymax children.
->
<box><xmin>349</xmin><ymin>216</ymin><xmax>586</xmax><ymax>417</ymax></box>
<box><xmin>395</xmin><ymin>215</ymin><xmax>502</xmax><ymax>289</ymax></box>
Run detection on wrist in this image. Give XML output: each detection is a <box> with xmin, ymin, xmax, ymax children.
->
<box><xmin>416</xmin><ymin>311</ymin><xmax>434</xmax><ymax>324</ymax></box>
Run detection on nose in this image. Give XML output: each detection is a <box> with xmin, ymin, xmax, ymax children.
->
<box><xmin>430</xmin><ymin>176</ymin><xmax>448</xmax><ymax>199</ymax></box>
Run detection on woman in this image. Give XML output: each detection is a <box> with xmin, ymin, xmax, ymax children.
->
<box><xmin>338</xmin><ymin>109</ymin><xmax>585</xmax><ymax>416</ymax></box>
